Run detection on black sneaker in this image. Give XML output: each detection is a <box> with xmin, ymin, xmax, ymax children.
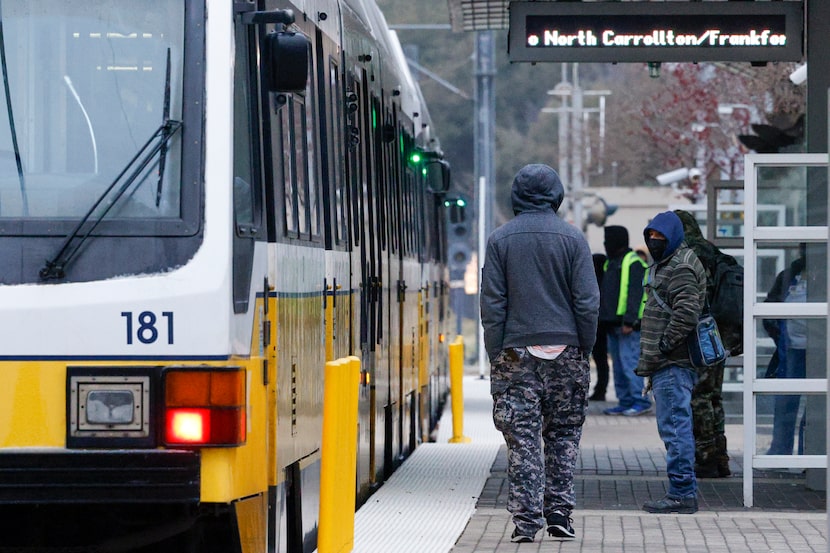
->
<box><xmin>642</xmin><ymin>495</ymin><xmax>698</xmax><ymax>514</ymax></box>
<box><xmin>588</xmin><ymin>391</ymin><xmax>605</xmax><ymax>401</ymax></box>
<box><xmin>547</xmin><ymin>512</ymin><xmax>575</xmax><ymax>540</ymax></box>
<box><xmin>510</xmin><ymin>528</ymin><xmax>534</xmax><ymax>543</ymax></box>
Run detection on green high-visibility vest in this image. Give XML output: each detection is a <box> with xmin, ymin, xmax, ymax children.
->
<box><xmin>604</xmin><ymin>251</ymin><xmax>648</xmax><ymax>319</ymax></box>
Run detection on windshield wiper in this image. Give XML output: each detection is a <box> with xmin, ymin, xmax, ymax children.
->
<box><xmin>156</xmin><ymin>48</ymin><xmax>173</xmax><ymax>207</ymax></box>
<box><xmin>40</xmin><ymin>49</ymin><xmax>180</xmax><ymax>281</ymax></box>
<box><xmin>39</xmin><ymin>118</ymin><xmax>182</xmax><ymax>280</ymax></box>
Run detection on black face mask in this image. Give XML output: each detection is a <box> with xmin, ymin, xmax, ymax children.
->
<box><xmin>647</xmin><ymin>237</ymin><xmax>669</xmax><ymax>261</ymax></box>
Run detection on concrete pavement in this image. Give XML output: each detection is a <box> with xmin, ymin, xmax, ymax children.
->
<box><xmin>350</xmin><ymin>375</ymin><xmax>827</xmax><ymax>553</ymax></box>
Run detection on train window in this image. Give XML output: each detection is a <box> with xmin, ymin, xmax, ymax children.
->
<box><xmin>372</xmin><ymin>98</ymin><xmax>387</xmax><ymax>252</ymax></box>
<box><xmin>403</xmin><ymin>174</ymin><xmax>411</xmax><ymax>256</ymax></box>
<box><xmin>232</xmin><ymin>24</ymin><xmax>261</xmax><ymax>235</ymax></box>
<box><xmin>406</xmin><ymin>169</ymin><xmax>415</xmax><ymax>256</ymax></box>
<box><xmin>230</xmin><ymin>20</ymin><xmax>262</xmax><ymax>313</ymax></box>
<box><xmin>385</xmin><ymin>137</ymin><xmax>397</xmax><ymax>256</ymax></box>
<box><xmin>329</xmin><ymin>60</ymin><xmax>347</xmax><ymax>247</ymax></box>
<box><xmin>344</xmin><ymin>76</ymin><xmax>363</xmax><ymax>250</ymax></box>
<box><xmin>0</xmin><ymin>0</ymin><xmax>186</xmax><ymax>223</ymax></box>
<box><xmin>281</xmin><ymin>92</ymin><xmax>321</xmax><ymax>243</ymax></box>
<box><xmin>305</xmin><ymin>103</ymin><xmax>321</xmax><ymax>242</ymax></box>
<box><xmin>278</xmin><ymin>105</ymin><xmax>299</xmax><ymax>237</ymax></box>
<box><xmin>402</xmin><ymin>131</ymin><xmax>415</xmax><ymax>256</ymax></box>
<box><xmin>292</xmin><ymin>99</ymin><xmax>309</xmax><ymax>237</ymax></box>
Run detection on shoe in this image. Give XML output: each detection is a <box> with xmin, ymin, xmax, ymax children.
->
<box><xmin>547</xmin><ymin>511</ymin><xmax>575</xmax><ymax>540</ymax></box>
<box><xmin>694</xmin><ymin>462</ymin><xmax>720</xmax><ymax>479</ymax></box>
<box><xmin>642</xmin><ymin>495</ymin><xmax>698</xmax><ymax>514</ymax></box>
<box><xmin>718</xmin><ymin>458</ymin><xmax>732</xmax><ymax>477</ymax></box>
<box><xmin>603</xmin><ymin>405</ymin><xmax>627</xmax><ymax>416</ymax></box>
<box><xmin>510</xmin><ymin>528</ymin><xmax>534</xmax><ymax>543</ymax></box>
<box><xmin>695</xmin><ymin>458</ymin><xmax>731</xmax><ymax>478</ymax></box>
<box><xmin>622</xmin><ymin>405</ymin><xmax>653</xmax><ymax>417</ymax></box>
<box><xmin>588</xmin><ymin>391</ymin><xmax>606</xmax><ymax>401</ymax></box>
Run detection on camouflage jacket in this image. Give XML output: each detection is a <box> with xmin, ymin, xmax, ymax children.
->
<box><xmin>676</xmin><ymin>210</ymin><xmax>742</xmax><ymax>352</ymax></box>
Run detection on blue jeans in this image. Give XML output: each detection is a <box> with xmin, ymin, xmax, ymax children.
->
<box><xmin>607</xmin><ymin>327</ymin><xmax>650</xmax><ymax>410</ymax></box>
<box><xmin>769</xmin><ymin>347</ymin><xmax>806</xmax><ymax>455</ymax></box>
<box><xmin>652</xmin><ymin>365</ymin><xmax>698</xmax><ymax>498</ymax></box>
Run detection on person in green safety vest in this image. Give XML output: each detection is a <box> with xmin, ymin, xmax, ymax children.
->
<box><xmin>599</xmin><ymin>226</ymin><xmax>652</xmax><ymax>416</ymax></box>
<box><xmin>588</xmin><ymin>253</ymin><xmax>610</xmax><ymax>401</ymax></box>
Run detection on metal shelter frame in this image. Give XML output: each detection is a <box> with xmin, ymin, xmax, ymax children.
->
<box><xmin>742</xmin><ymin>153</ymin><xmax>829</xmax><ymax>507</ymax></box>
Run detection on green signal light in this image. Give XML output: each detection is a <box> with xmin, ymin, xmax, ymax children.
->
<box><xmin>444</xmin><ymin>197</ymin><xmax>467</xmax><ymax>208</ymax></box>
<box><xmin>410</xmin><ymin>152</ymin><xmax>423</xmax><ymax>164</ymax></box>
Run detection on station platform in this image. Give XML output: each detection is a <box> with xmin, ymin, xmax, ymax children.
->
<box><xmin>350</xmin><ymin>375</ymin><xmax>828</xmax><ymax>553</ymax></box>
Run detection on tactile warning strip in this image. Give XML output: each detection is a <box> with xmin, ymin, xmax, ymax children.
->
<box><xmin>351</xmin><ymin>378</ymin><xmax>503</xmax><ymax>553</ymax></box>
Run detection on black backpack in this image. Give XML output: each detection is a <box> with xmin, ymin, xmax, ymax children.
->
<box><xmin>709</xmin><ymin>252</ymin><xmax>744</xmax><ymax>331</ymax></box>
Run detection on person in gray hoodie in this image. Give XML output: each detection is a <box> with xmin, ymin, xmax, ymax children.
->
<box><xmin>480</xmin><ymin>164</ymin><xmax>599</xmax><ymax>543</ymax></box>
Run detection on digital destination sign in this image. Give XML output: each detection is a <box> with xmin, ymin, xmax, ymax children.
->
<box><xmin>508</xmin><ymin>1</ymin><xmax>804</xmax><ymax>63</ymax></box>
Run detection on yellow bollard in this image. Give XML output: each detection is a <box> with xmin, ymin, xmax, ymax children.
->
<box><xmin>318</xmin><ymin>356</ymin><xmax>361</xmax><ymax>553</ymax></box>
<box><xmin>448</xmin><ymin>336</ymin><xmax>471</xmax><ymax>443</ymax></box>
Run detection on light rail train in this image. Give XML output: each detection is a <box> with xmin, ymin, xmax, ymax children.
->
<box><xmin>0</xmin><ymin>1</ymin><xmax>453</xmax><ymax>551</ymax></box>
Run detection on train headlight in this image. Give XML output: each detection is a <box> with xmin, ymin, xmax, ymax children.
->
<box><xmin>86</xmin><ymin>390</ymin><xmax>135</xmax><ymax>424</ymax></box>
<box><xmin>67</xmin><ymin>371</ymin><xmax>153</xmax><ymax>447</ymax></box>
<box><xmin>163</xmin><ymin>368</ymin><xmax>246</xmax><ymax>447</ymax></box>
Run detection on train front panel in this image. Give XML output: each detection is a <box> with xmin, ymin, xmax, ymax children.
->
<box><xmin>0</xmin><ymin>0</ymin><xmax>450</xmax><ymax>551</ymax></box>
<box><xmin>0</xmin><ymin>1</ymin><xmax>276</xmax><ymax>550</ymax></box>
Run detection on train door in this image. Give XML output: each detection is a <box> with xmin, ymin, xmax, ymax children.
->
<box><xmin>386</xmin><ymin>107</ymin><xmax>418</xmax><ymax>463</ymax></box>
<box><xmin>388</xmin><ymin>108</ymin><xmax>405</xmax><ymax>464</ymax></box>
<box><xmin>344</xmin><ymin>71</ymin><xmax>371</xmax><ymax>501</ymax></box>
<box><xmin>347</xmin><ymin>69</ymin><xmax>390</xmax><ymax>493</ymax></box>
<box><xmin>399</xmin><ymin>123</ymin><xmax>421</xmax><ymax>456</ymax></box>
<box><xmin>369</xmin><ymin>93</ymin><xmax>398</xmax><ymax>480</ymax></box>
<box><xmin>257</xmin><ymin>12</ymin><xmax>327</xmax><ymax>552</ymax></box>
<box><xmin>315</xmin><ymin>27</ymin><xmax>350</xmax><ymax>364</ymax></box>
<box><xmin>373</xmin><ymin>97</ymin><xmax>399</xmax><ymax>472</ymax></box>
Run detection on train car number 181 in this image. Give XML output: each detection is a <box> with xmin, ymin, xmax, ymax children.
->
<box><xmin>121</xmin><ymin>311</ymin><xmax>175</xmax><ymax>345</ymax></box>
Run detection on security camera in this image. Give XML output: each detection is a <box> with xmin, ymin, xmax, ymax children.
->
<box><xmin>790</xmin><ymin>63</ymin><xmax>807</xmax><ymax>86</ymax></box>
<box><xmin>656</xmin><ymin>168</ymin><xmax>689</xmax><ymax>186</ymax></box>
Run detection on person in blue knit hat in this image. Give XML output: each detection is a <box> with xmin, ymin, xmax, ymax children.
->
<box><xmin>636</xmin><ymin>211</ymin><xmax>706</xmax><ymax>514</ymax></box>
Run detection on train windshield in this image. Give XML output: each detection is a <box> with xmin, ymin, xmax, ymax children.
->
<box><xmin>0</xmin><ymin>1</ymin><xmax>185</xmax><ymax>221</ymax></box>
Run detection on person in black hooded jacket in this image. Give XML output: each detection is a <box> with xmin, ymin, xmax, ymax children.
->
<box><xmin>598</xmin><ymin>225</ymin><xmax>650</xmax><ymax>416</ymax></box>
<box><xmin>589</xmin><ymin>252</ymin><xmax>610</xmax><ymax>401</ymax></box>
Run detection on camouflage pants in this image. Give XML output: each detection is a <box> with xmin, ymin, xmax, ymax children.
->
<box><xmin>490</xmin><ymin>346</ymin><xmax>589</xmax><ymax>534</ymax></box>
<box><xmin>691</xmin><ymin>361</ymin><xmax>727</xmax><ymax>465</ymax></box>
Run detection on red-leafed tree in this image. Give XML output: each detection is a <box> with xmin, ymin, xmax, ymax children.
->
<box><xmin>601</xmin><ymin>62</ymin><xmax>804</xmax><ymax>202</ymax></box>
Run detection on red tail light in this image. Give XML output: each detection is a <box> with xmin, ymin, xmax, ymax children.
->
<box><xmin>163</xmin><ymin>369</ymin><xmax>246</xmax><ymax>446</ymax></box>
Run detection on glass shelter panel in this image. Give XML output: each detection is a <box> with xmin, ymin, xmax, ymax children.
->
<box><xmin>754</xmin><ymin>242</ymin><xmax>827</xmax><ymax>305</ymax></box>
<box><xmin>756</xmin><ymin>165</ymin><xmax>827</xmax><ymax>227</ymax></box>
<box><xmin>753</xmin><ymin>317</ymin><xmax>826</xmax><ymax>457</ymax></box>
<box><xmin>742</xmin><ymin>153</ymin><xmax>828</xmax><ymax>507</ymax></box>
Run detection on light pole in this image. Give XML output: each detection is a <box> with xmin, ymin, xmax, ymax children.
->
<box><xmin>542</xmin><ymin>63</ymin><xmax>611</xmax><ymax>231</ymax></box>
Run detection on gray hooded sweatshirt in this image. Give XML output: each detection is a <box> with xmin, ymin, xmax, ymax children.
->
<box><xmin>480</xmin><ymin>164</ymin><xmax>600</xmax><ymax>361</ymax></box>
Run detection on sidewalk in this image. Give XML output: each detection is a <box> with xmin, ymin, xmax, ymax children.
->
<box><xmin>352</xmin><ymin>375</ymin><xmax>827</xmax><ymax>553</ymax></box>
